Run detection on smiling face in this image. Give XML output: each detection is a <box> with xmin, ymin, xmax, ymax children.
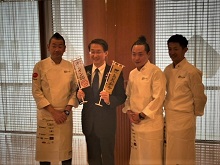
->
<box><xmin>89</xmin><ymin>43</ymin><xmax>108</xmax><ymax>68</ymax></box>
<box><xmin>48</xmin><ymin>38</ymin><xmax>66</xmax><ymax>64</ymax></box>
<box><xmin>131</xmin><ymin>45</ymin><xmax>150</xmax><ymax>70</ymax></box>
<box><xmin>168</xmin><ymin>42</ymin><xmax>188</xmax><ymax>66</ymax></box>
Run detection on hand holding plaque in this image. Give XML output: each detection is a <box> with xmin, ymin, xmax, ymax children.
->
<box><xmin>95</xmin><ymin>61</ymin><xmax>125</xmax><ymax>107</ymax></box>
<box><xmin>72</xmin><ymin>58</ymin><xmax>90</xmax><ymax>104</ymax></box>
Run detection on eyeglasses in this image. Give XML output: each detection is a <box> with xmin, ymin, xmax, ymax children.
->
<box><xmin>89</xmin><ymin>51</ymin><xmax>104</xmax><ymax>55</ymax></box>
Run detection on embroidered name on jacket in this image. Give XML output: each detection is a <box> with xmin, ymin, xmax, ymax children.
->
<box><xmin>178</xmin><ymin>75</ymin><xmax>185</xmax><ymax>78</ymax></box>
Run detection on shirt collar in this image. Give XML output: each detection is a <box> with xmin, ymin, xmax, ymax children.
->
<box><xmin>173</xmin><ymin>58</ymin><xmax>187</xmax><ymax>69</ymax></box>
<box><xmin>138</xmin><ymin>60</ymin><xmax>150</xmax><ymax>71</ymax></box>
<box><xmin>92</xmin><ymin>62</ymin><xmax>106</xmax><ymax>75</ymax></box>
<box><xmin>49</xmin><ymin>56</ymin><xmax>62</xmax><ymax>65</ymax></box>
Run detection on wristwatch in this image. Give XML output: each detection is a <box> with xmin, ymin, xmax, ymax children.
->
<box><xmin>63</xmin><ymin>110</ymin><xmax>70</xmax><ymax>116</ymax></box>
<box><xmin>139</xmin><ymin>113</ymin><xmax>145</xmax><ymax>120</ymax></box>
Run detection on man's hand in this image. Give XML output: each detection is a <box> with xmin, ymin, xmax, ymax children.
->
<box><xmin>127</xmin><ymin>110</ymin><xmax>141</xmax><ymax>124</ymax></box>
<box><xmin>50</xmin><ymin>110</ymin><xmax>67</xmax><ymax>124</ymax></box>
<box><xmin>77</xmin><ymin>89</ymin><xmax>85</xmax><ymax>101</ymax></box>
<box><xmin>45</xmin><ymin>105</ymin><xmax>67</xmax><ymax>124</ymax></box>
<box><xmin>100</xmin><ymin>90</ymin><xmax>110</xmax><ymax>105</ymax></box>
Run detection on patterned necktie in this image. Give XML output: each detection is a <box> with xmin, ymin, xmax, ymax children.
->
<box><xmin>92</xmin><ymin>68</ymin><xmax>99</xmax><ymax>98</ymax></box>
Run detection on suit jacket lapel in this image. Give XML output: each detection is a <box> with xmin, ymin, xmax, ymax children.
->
<box><xmin>100</xmin><ymin>65</ymin><xmax>110</xmax><ymax>91</ymax></box>
<box><xmin>86</xmin><ymin>64</ymin><xmax>110</xmax><ymax>92</ymax></box>
<box><xmin>85</xmin><ymin>65</ymin><xmax>92</xmax><ymax>84</ymax></box>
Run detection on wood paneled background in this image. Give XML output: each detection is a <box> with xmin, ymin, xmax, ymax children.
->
<box><xmin>83</xmin><ymin>0</ymin><xmax>155</xmax><ymax>164</ymax></box>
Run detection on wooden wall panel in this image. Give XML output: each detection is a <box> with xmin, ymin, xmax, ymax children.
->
<box><xmin>83</xmin><ymin>0</ymin><xmax>107</xmax><ymax>65</ymax></box>
<box><xmin>113</xmin><ymin>0</ymin><xmax>155</xmax><ymax>79</ymax></box>
<box><xmin>83</xmin><ymin>0</ymin><xmax>155</xmax><ymax>164</ymax></box>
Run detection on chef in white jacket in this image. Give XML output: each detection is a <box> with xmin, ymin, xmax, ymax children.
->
<box><xmin>164</xmin><ymin>34</ymin><xmax>207</xmax><ymax>165</ymax></box>
<box><xmin>123</xmin><ymin>35</ymin><xmax>166</xmax><ymax>165</ymax></box>
<box><xmin>32</xmin><ymin>33</ymin><xmax>78</xmax><ymax>165</ymax></box>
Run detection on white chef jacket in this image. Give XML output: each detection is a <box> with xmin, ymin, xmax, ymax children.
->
<box><xmin>123</xmin><ymin>61</ymin><xmax>166</xmax><ymax>165</ymax></box>
<box><xmin>32</xmin><ymin>57</ymin><xmax>78</xmax><ymax>162</ymax></box>
<box><xmin>164</xmin><ymin>58</ymin><xmax>207</xmax><ymax>165</ymax></box>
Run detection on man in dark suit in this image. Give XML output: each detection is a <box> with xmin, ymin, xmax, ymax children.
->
<box><xmin>77</xmin><ymin>38</ymin><xmax>126</xmax><ymax>165</ymax></box>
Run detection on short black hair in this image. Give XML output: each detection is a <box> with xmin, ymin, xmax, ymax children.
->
<box><xmin>49</xmin><ymin>32</ymin><xmax>65</xmax><ymax>45</ymax></box>
<box><xmin>167</xmin><ymin>34</ymin><xmax>188</xmax><ymax>48</ymax></box>
<box><xmin>131</xmin><ymin>35</ymin><xmax>150</xmax><ymax>53</ymax></box>
<box><xmin>88</xmin><ymin>39</ymin><xmax>108</xmax><ymax>52</ymax></box>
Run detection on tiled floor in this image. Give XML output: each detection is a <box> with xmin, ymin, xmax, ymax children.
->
<box><xmin>0</xmin><ymin>133</ymin><xmax>87</xmax><ymax>165</ymax></box>
<box><xmin>1</xmin><ymin>133</ymin><xmax>220</xmax><ymax>165</ymax></box>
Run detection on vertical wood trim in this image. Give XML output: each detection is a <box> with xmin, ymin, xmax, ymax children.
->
<box><xmin>115</xmin><ymin>105</ymin><xmax>131</xmax><ymax>165</ymax></box>
<box><xmin>38</xmin><ymin>1</ymin><xmax>53</xmax><ymax>59</ymax></box>
<box><xmin>38</xmin><ymin>1</ymin><xmax>47</xmax><ymax>60</ymax></box>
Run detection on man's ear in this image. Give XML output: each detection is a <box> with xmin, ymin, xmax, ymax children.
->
<box><xmin>184</xmin><ymin>47</ymin><xmax>188</xmax><ymax>53</ymax></box>
<box><xmin>147</xmin><ymin>50</ymin><xmax>151</xmax><ymax>57</ymax></box>
<box><xmin>105</xmin><ymin>51</ymin><xmax>109</xmax><ymax>57</ymax></box>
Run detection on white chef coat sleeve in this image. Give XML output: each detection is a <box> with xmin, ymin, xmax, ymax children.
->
<box><xmin>142</xmin><ymin>70</ymin><xmax>166</xmax><ymax>119</ymax></box>
<box><xmin>190</xmin><ymin>70</ymin><xmax>207</xmax><ymax>116</ymax></box>
<box><xmin>67</xmin><ymin>70</ymin><xmax>79</xmax><ymax>108</ymax></box>
<box><xmin>122</xmin><ymin>79</ymin><xmax>131</xmax><ymax>113</ymax></box>
<box><xmin>32</xmin><ymin>62</ymin><xmax>50</xmax><ymax>109</ymax></box>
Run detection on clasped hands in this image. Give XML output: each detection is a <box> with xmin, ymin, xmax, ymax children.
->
<box><xmin>77</xmin><ymin>89</ymin><xmax>110</xmax><ymax>105</ymax></box>
<box><xmin>127</xmin><ymin>110</ymin><xmax>142</xmax><ymax>124</ymax></box>
<box><xmin>45</xmin><ymin>105</ymin><xmax>70</xmax><ymax>124</ymax></box>
<box><xmin>50</xmin><ymin>110</ymin><xmax>68</xmax><ymax>124</ymax></box>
